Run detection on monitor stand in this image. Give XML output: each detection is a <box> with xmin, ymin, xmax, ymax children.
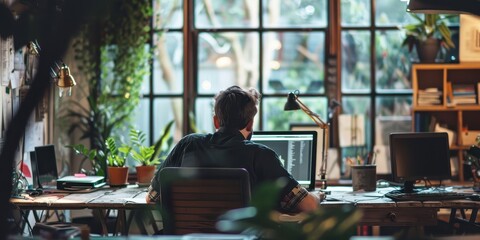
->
<box><xmin>399</xmin><ymin>181</ymin><xmax>420</xmax><ymax>193</ymax></box>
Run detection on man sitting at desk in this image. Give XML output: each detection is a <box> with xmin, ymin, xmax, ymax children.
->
<box><xmin>146</xmin><ymin>86</ymin><xmax>322</xmax><ymax>213</ymax></box>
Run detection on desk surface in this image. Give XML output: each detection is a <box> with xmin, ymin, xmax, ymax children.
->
<box><xmin>10</xmin><ymin>185</ymin><xmax>150</xmax><ymax>210</ymax></box>
<box><xmin>10</xmin><ymin>185</ymin><xmax>480</xmax><ymax>227</ymax></box>
<box><xmin>321</xmin><ymin>186</ymin><xmax>480</xmax><ymax>209</ymax></box>
<box><xmin>11</xmin><ymin>185</ymin><xmax>480</xmax><ymax>210</ymax></box>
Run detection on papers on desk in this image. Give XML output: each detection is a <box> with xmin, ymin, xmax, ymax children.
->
<box><xmin>122</xmin><ymin>198</ymin><xmax>146</xmax><ymax>204</ymax></box>
<box><xmin>323</xmin><ymin>186</ymin><xmax>393</xmax><ymax>203</ymax></box>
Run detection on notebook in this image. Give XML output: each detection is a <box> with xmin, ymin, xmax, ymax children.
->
<box><xmin>251</xmin><ymin>131</ymin><xmax>317</xmax><ymax>191</ymax></box>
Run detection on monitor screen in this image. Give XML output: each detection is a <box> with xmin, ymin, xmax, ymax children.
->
<box><xmin>34</xmin><ymin>145</ymin><xmax>59</xmax><ymax>188</ymax></box>
<box><xmin>389</xmin><ymin>132</ymin><xmax>451</xmax><ymax>191</ymax></box>
<box><xmin>250</xmin><ymin>131</ymin><xmax>317</xmax><ymax>191</ymax></box>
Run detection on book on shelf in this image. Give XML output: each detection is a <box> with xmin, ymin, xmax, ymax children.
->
<box><xmin>445</xmin><ymin>82</ymin><xmax>479</xmax><ymax>105</ymax></box>
<box><xmin>477</xmin><ymin>82</ymin><xmax>480</xmax><ymax>105</ymax></box>
<box><xmin>414</xmin><ymin>113</ymin><xmax>437</xmax><ymax>132</ymax></box>
<box><xmin>417</xmin><ymin>88</ymin><xmax>442</xmax><ymax>105</ymax></box>
<box><xmin>452</xmin><ymin>84</ymin><xmax>475</xmax><ymax>94</ymax></box>
<box><xmin>418</xmin><ymin>99</ymin><xmax>441</xmax><ymax>105</ymax></box>
<box><xmin>452</xmin><ymin>98</ymin><xmax>477</xmax><ymax>105</ymax></box>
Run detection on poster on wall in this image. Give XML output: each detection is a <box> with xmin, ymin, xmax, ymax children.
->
<box><xmin>459</xmin><ymin>14</ymin><xmax>480</xmax><ymax>62</ymax></box>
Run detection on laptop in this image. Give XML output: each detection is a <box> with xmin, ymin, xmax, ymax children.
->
<box><xmin>251</xmin><ymin>131</ymin><xmax>317</xmax><ymax>191</ymax></box>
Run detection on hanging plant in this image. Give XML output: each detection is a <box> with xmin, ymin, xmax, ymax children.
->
<box><xmin>60</xmin><ymin>0</ymin><xmax>152</xmax><ymax>176</ymax></box>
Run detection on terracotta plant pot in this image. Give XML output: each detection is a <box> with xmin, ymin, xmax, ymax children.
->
<box><xmin>136</xmin><ymin>165</ymin><xmax>156</xmax><ymax>185</ymax></box>
<box><xmin>107</xmin><ymin>166</ymin><xmax>129</xmax><ymax>187</ymax></box>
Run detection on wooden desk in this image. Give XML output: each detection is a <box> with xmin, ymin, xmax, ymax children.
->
<box><xmin>320</xmin><ymin>186</ymin><xmax>480</xmax><ymax>228</ymax></box>
<box><xmin>10</xmin><ymin>185</ymin><xmax>153</xmax><ymax>236</ymax></box>
<box><xmin>10</xmin><ymin>185</ymin><xmax>480</xmax><ymax>235</ymax></box>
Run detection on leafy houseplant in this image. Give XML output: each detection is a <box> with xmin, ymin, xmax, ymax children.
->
<box><xmin>105</xmin><ymin>137</ymin><xmax>130</xmax><ymax>187</ymax></box>
<box><xmin>402</xmin><ymin>13</ymin><xmax>455</xmax><ymax>63</ymax></box>
<box><xmin>129</xmin><ymin>121</ymin><xmax>174</xmax><ymax>184</ymax></box>
<box><xmin>128</xmin><ymin>129</ymin><xmax>159</xmax><ymax>185</ymax></box>
<box><xmin>217</xmin><ymin>181</ymin><xmax>362</xmax><ymax>240</ymax></box>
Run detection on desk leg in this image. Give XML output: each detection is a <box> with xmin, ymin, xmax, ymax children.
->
<box><xmin>114</xmin><ymin>210</ymin><xmax>127</xmax><ymax>236</ymax></box>
<box><xmin>469</xmin><ymin>208</ymin><xmax>478</xmax><ymax>223</ymax></box>
<box><xmin>92</xmin><ymin>209</ymin><xmax>109</xmax><ymax>236</ymax></box>
<box><xmin>132</xmin><ymin>209</ymin><xmax>155</xmax><ymax>235</ymax></box>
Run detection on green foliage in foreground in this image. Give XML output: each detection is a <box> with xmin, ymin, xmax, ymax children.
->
<box><xmin>217</xmin><ymin>181</ymin><xmax>362</xmax><ymax>240</ymax></box>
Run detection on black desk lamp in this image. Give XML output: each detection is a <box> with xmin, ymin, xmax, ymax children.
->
<box><xmin>284</xmin><ymin>90</ymin><xmax>329</xmax><ymax>189</ymax></box>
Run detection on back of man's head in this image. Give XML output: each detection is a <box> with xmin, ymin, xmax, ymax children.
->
<box><xmin>214</xmin><ymin>86</ymin><xmax>261</xmax><ymax>130</ymax></box>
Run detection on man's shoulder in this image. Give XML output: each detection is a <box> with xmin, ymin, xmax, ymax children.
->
<box><xmin>244</xmin><ymin>140</ymin><xmax>276</xmax><ymax>153</ymax></box>
<box><xmin>181</xmin><ymin>132</ymin><xmax>210</xmax><ymax>141</ymax></box>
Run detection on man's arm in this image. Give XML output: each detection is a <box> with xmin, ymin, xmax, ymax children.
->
<box><xmin>145</xmin><ymin>185</ymin><xmax>160</xmax><ymax>203</ymax></box>
<box><xmin>280</xmin><ymin>185</ymin><xmax>324</xmax><ymax>213</ymax></box>
<box><xmin>296</xmin><ymin>191</ymin><xmax>322</xmax><ymax>212</ymax></box>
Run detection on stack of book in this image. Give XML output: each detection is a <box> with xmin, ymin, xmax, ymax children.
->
<box><xmin>451</xmin><ymin>84</ymin><xmax>476</xmax><ymax>105</ymax></box>
<box><xmin>418</xmin><ymin>88</ymin><xmax>442</xmax><ymax>106</ymax></box>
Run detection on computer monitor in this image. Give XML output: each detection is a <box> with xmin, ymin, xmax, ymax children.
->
<box><xmin>250</xmin><ymin>131</ymin><xmax>317</xmax><ymax>191</ymax></box>
<box><xmin>389</xmin><ymin>132</ymin><xmax>451</xmax><ymax>193</ymax></box>
<box><xmin>34</xmin><ymin>145</ymin><xmax>59</xmax><ymax>188</ymax></box>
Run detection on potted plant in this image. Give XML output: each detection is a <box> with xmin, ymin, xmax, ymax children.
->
<box><xmin>402</xmin><ymin>13</ymin><xmax>455</xmax><ymax>63</ymax></box>
<box><xmin>105</xmin><ymin>137</ymin><xmax>131</xmax><ymax>187</ymax></box>
<box><xmin>128</xmin><ymin>121</ymin><xmax>174</xmax><ymax>185</ymax></box>
<box><xmin>128</xmin><ymin>129</ymin><xmax>159</xmax><ymax>185</ymax></box>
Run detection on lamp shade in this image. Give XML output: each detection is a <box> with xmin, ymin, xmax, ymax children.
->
<box><xmin>407</xmin><ymin>0</ymin><xmax>480</xmax><ymax>16</ymax></box>
<box><xmin>284</xmin><ymin>92</ymin><xmax>301</xmax><ymax>111</ymax></box>
<box><xmin>56</xmin><ymin>64</ymin><xmax>76</xmax><ymax>97</ymax></box>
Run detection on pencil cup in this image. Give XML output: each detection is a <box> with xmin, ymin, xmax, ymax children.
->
<box><xmin>352</xmin><ymin>165</ymin><xmax>376</xmax><ymax>192</ymax></box>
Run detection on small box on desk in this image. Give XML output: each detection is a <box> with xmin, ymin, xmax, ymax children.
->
<box><xmin>57</xmin><ymin>176</ymin><xmax>106</xmax><ymax>190</ymax></box>
<box><xmin>460</xmin><ymin>131</ymin><xmax>480</xmax><ymax>146</ymax></box>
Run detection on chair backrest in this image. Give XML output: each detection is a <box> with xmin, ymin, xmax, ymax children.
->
<box><xmin>159</xmin><ymin>167</ymin><xmax>251</xmax><ymax>235</ymax></box>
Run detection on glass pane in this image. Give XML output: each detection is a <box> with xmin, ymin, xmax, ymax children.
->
<box><xmin>195</xmin><ymin>98</ymin><xmax>215</xmax><ymax>134</ymax></box>
<box><xmin>153</xmin><ymin>98</ymin><xmax>183</xmax><ymax>145</ymax></box>
<box><xmin>341</xmin><ymin>0</ymin><xmax>370</xmax><ymax>27</ymax></box>
<box><xmin>375</xmin><ymin>0</ymin><xmax>416</xmax><ymax>26</ymax></box>
<box><xmin>375</xmin><ymin>96</ymin><xmax>412</xmax><ymax>146</ymax></box>
<box><xmin>195</xmin><ymin>0</ymin><xmax>258</xmax><ymax>28</ymax></box>
<box><xmin>263</xmin><ymin>97</ymin><xmax>327</xmax><ymax>131</ymax></box>
<box><xmin>340</xmin><ymin>96</ymin><xmax>371</xmax><ymax>178</ymax></box>
<box><xmin>341</xmin><ymin>30</ymin><xmax>371</xmax><ymax>93</ymax></box>
<box><xmin>153</xmin><ymin>32</ymin><xmax>184</xmax><ymax>94</ymax></box>
<box><xmin>153</xmin><ymin>0</ymin><xmax>183</xmax><ymax>29</ymax></box>
<box><xmin>263</xmin><ymin>0</ymin><xmax>328</xmax><ymax>27</ymax></box>
<box><xmin>131</xmin><ymin>98</ymin><xmax>150</xmax><ymax>140</ymax></box>
<box><xmin>263</xmin><ymin>32</ymin><xmax>326</xmax><ymax>94</ymax></box>
<box><xmin>198</xmin><ymin>32</ymin><xmax>259</xmax><ymax>94</ymax></box>
<box><xmin>375</xmin><ymin>30</ymin><xmax>413</xmax><ymax>92</ymax></box>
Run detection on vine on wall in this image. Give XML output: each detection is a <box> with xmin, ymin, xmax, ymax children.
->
<box><xmin>60</xmin><ymin>0</ymin><xmax>152</xmax><ymax>176</ymax></box>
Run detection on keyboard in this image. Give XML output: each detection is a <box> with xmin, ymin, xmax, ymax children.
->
<box><xmin>385</xmin><ymin>190</ymin><xmax>471</xmax><ymax>201</ymax></box>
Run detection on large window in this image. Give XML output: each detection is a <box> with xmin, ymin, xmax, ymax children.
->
<box><xmin>140</xmin><ymin>0</ymin><xmax>329</xmax><ymax>143</ymax></box>
<box><xmin>135</xmin><ymin>0</ymin><xmax>457</xmax><ymax>178</ymax></box>
<box><xmin>340</xmin><ymin>0</ymin><xmax>415</xmax><ymax>169</ymax></box>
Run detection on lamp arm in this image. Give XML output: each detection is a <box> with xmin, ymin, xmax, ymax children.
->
<box><xmin>294</xmin><ymin>95</ymin><xmax>329</xmax><ymax>189</ymax></box>
<box><xmin>295</xmin><ymin>97</ymin><xmax>328</xmax><ymax>129</ymax></box>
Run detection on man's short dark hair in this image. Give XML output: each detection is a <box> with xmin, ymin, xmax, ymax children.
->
<box><xmin>214</xmin><ymin>86</ymin><xmax>261</xmax><ymax>130</ymax></box>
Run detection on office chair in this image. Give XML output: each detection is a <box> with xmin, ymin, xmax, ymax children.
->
<box><xmin>159</xmin><ymin>167</ymin><xmax>251</xmax><ymax>235</ymax></box>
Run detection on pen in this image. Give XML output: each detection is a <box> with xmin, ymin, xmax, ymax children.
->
<box><xmin>371</xmin><ymin>151</ymin><xmax>377</xmax><ymax>165</ymax></box>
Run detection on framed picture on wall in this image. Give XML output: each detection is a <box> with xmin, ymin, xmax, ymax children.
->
<box><xmin>460</xmin><ymin>14</ymin><xmax>480</xmax><ymax>62</ymax></box>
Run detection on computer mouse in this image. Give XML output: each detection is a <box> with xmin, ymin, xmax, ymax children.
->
<box><xmin>376</xmin><ymin>180</ymin><xmax>390</xmax><ymax>188</ymax></box>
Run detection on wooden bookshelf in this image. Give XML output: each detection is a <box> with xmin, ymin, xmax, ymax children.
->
<box><xmin>412</xmin><ymin>63</ymin><xmax>480</xmax><ymax>182</ymax></box>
